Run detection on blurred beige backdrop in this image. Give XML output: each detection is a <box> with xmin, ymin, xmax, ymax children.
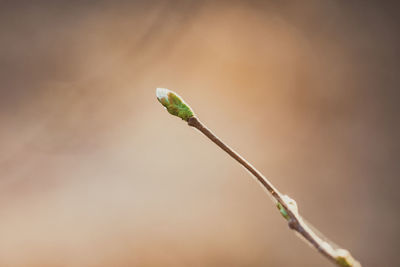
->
<box><xmin>1</xmin><ymin>1</ymin><xmax>399</xmax><ymax>266</ymax></box>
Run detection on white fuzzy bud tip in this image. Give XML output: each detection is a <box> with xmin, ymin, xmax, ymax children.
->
<box><xmin>156</xmin><ymin>88</ymin><xmax>171</xmax><ymax>101</ymax></box>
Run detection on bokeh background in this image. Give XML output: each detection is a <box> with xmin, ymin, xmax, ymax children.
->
<box><xmin>1</xmin><ymin>1</ymin><xmax>399</xmax><ymax>266</ymax></box>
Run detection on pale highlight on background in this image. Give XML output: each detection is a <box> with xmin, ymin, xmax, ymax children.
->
<box><xmin>0</xmin><ymin>1</ymin><xmax>399</xmax><ymax>266</ymax></box>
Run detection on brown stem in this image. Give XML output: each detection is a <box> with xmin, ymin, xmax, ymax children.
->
<box><xmin>187</xmin><ymin>116</ymin><xmax>361</xmax><ymax>267</ymax></box>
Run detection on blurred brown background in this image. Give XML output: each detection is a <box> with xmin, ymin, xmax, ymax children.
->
<box><xmin>0</xmin><ymin>1</ymin><xmax>399</xmax><ymax>266</ymax></box>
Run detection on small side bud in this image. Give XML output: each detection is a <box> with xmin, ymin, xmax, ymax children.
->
<box><xmin>336</xmin><ymin>249</ymin><xmax>358</xmax><ymax>267</ymax></box>
<box><xmin>276</xmin><ymin>202</ymin><xmax>290</xmax><ymax>220</ymax></box>
<box><xmin>277</xmin><ymin>195</ymin><xmax>298</xmax><ymax>221</ymax></box>
<box><xmin>156</xmin><ymin>88</ymin><xmax>194</xmax><ymax>121</ymax></box>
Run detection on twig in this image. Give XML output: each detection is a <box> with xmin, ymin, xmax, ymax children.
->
<box><xmin>156</xmin><ymin>88</ymin><xmax>361</xmax><ymax>267</ymax></box>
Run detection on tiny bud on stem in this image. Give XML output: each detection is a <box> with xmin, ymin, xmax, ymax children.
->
<box><xmin>156</xmin><ymin>88</ymin><xmax>194</xmax><ymax>121</ymax></box>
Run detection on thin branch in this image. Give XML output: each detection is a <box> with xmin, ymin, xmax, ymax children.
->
<box><xmin>187</xmin><ymin>116</ymin><xmax>361</xmax><ymax>267</ymax></box>
<box><xmin>155</xmin><ymin>88</ymin><xmax>361</xmax><ymax>267</ymax></box>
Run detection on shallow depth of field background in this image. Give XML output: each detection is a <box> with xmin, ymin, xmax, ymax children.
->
<box><xmin>1</xmin><ymin>1</ymin><xmax>399</xmax><ymax>266</ymax></box>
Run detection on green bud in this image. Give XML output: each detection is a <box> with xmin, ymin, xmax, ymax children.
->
<box><xmin>277</xmin><ymin>202</ymin><xmax>290</xmax><ymax>220</ymax></box>
<box><xmin>336</xmin><ymin>249</ymin><xmax>356</xmax><ymax>267</ymax></box>
<box><xmin>156</xmin><ymin>88</ymin><xmax>194</xmax><ymax>121</ymax></box>
<box><xmin>277</xmin><ymin>195</ymin><xmax>298</xmax><ymax>220</ymax></box>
